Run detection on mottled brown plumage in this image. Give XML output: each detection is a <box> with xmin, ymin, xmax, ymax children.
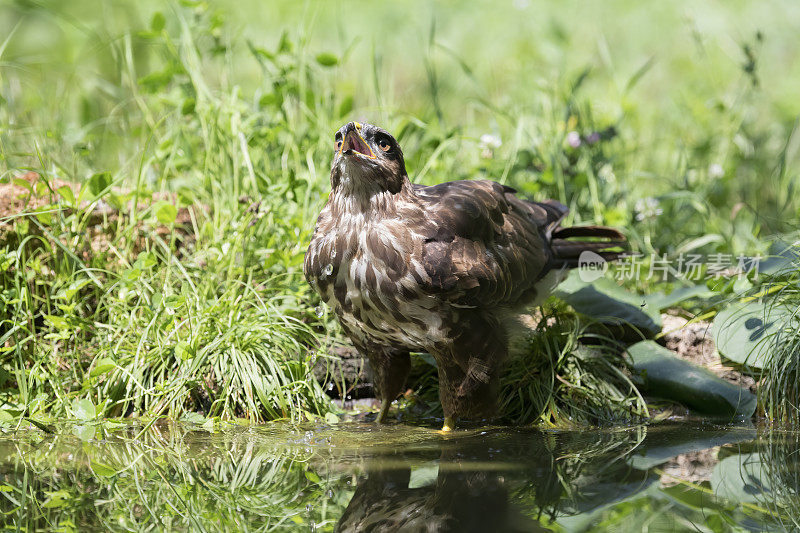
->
<box><xmin>304</xmin><ymin>122</ymin><xmax>624</xmax><ymax>429</ymax></box>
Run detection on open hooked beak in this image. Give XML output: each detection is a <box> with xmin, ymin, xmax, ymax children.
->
<box><xmin>340</xmin><ymin>124</ymin><xmax>376</xmax><ymax>159</ymax></box>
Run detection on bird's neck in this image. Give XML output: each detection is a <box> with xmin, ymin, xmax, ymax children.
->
<box><xmin>329</xmin><ymin>178</ymin><xmax>415</xmax><ymax>219</ymax></box>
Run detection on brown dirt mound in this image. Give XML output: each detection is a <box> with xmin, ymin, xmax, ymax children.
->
<box><xmin>661</xmin><ymin>313</ymin><xmax>757</xmax><ymax>393</ymax></box>
<box><xmin>1</xmin><ymin>171</ymin><xmax>197</xmax><ymax>261</ymax></box>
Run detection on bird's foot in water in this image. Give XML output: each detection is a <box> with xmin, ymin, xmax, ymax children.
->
<box><xmin>439</xmin><ymin>416</ymin><xmax>456</xmax><ymax>433</ymax></box>
<box><xmin>375</xmin><ymin>399</ymin><xmax>394</xmax><ymax>424</ymax></box>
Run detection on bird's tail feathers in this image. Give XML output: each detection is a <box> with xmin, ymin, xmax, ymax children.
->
<box><xmin>549</xmin><ymin>225</ymin><xmax>627</xmax><ymax>268</ymax></box>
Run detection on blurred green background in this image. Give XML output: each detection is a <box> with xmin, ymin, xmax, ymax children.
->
<box><xmin>3</xmin><ymin>1</ymin><xmax>799</xmax><ymax>251</ymax></box>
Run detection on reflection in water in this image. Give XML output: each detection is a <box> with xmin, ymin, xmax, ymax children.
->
<box><xmin>338</xmin><ymin>462</ymin><xmax>533</xmax><ymax>532</ymax></box>
<box><xmin>0</xmin><ymin>421</ymin><xmax>795</xmax><ymax>531</ymax></box>
<box><xmin>338</xmin><ymin>429</ymin><xmax>650</xmax><ymax>532</ymax></box>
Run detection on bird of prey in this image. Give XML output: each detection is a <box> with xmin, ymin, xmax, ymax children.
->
<box><xmin>304</xmin><ymin>122</ymin><xmax>625</xmax><ymax>431</ymax></box>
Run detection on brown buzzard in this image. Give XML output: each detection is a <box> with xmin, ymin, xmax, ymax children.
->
<box><xmin>304</xmin><ymin>122</ymin><xmax>624</xmax><ymax>430</ymax></box>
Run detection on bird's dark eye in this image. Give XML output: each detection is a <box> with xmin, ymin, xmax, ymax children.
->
<box><xmin>377</xmin><ymin>137</ymin><xmax>392</xmax><ymax>152</ymax></box>
<box><xmin>334</xmin><ymin>133</ymin><xmax>343</xmax><ymax>152</ymax></box>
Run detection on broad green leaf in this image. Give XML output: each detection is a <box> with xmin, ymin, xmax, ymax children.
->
<box><xmin>627</xmin><ymin>340</ymin><xmax>756</xmax><ymax>418</ymax></box>
<box><xmin>713</xmin><ymin>301</ymin><xmax>790</xmax><ymax>369</ymax></box>
<box><xmin>44</xmin><ymin>314</ymin><xmax>70</xmax><ymax>331</ymax></box>
<box><xmin>12</xmin><ymin>177</ymin><xmax>35</xmax><ymax>194</ymax></box>
<box><xmin>556</xmin><ymin>271</ymin><xmax>662</xmax><ymax>338</ymax></box>
<box><xmin>315</xmin><ymin>52</ymin><xmax>338</xmax><ymax>66</ymax></box>
<box><xmin>151</xmin><ymin>291</ymin><xmax>163</xmax><ymax>308</ymax></box>
<box><xmin>34</xmin><ymin>207</ymin><xmax>53</xmax><ymax>225</ymax></box>
<box><xmin>759</xmin><ymin>241</ymin><xmax>800</xmax><ymax>276</ymax></box>
<box><xmin>150</xmin><ymin>12</ymin><xmax>166</xmax><ymax>32</ymax></box>
<box><xmin>87</xmin><ymin>172</ymin><xmax>112</xmax><ymax>196</ymax></box>
<box><xmin>181</xmin><ymin>97</ymin><xmax>196</xmax><ymax>115</ymax></box>
<box><xmin>174</xmin><ymin>341</ymin><xmax>191</xmax><ymax>361</ymax></box>
<box><xmin>34</xmin><ymin>180</ymin><xmax>48</xmax><ymax>196</ymax></box>
<box><xmin>134</xmin><ymin>251</ymin><xmax>157</xmax><ymax>270</ymax></box>
<box><xmin>647</xmin><ymin>284</ymin><xmax>713</xmax><ymax>311</ymax></box>
<box><xmin>304</xmin><ymin>470</ymin><xmax>321</xmax><ymax>483</ymax></box>
<box><xmin>338</xmin><ymin>94</ymin><xmax>354</xmax><ymax>117</ymax></box>
<box><xmin>201</xmin><ymin>417</ymin><xmax>216</xmax><ymax>432</ymax></box>
<box><xmin>155</xmin><ymin>201</ymin><xmax>177</xmax><ymax>224</ymax></box>
<box><xmin>90</xmin><ymin>358</ymin><xmax>116</xmax><ymax>378</ymax></box>
<box><xmin>56</xmin><ymin>185</ymin><xmax>75</xmax><ymax>205</ymax></box>
<box><xmin>42</xmin><ymin>489</ymin><xmax>70</xmax><ymax>508</ymax></box>
<box><xmin>138</xmin><ymin>68</ymin><xmax>177</xmax><ymax>92</ymax></box>
<box><xmin>91</xmin><ymin>461</ymin><xmax>117</xmax><ymax>477</ymax></box>
<box><xmin>71</xmin><ymin>398</ymin><xmax>96</xmax><ymax>421</ymax></box>
<box><xmin>58</xmin><ymin>278</ymin><xmax>91</xmax><ymax>301</ymax></box>
<box><xmin>26</xmin><ymin>417</ymin><xmax>55</xmax><ymax>434</ymax></box>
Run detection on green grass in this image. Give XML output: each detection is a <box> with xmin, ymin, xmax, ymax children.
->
<box><xmin>1</xmin><ymin>1</ymin><xmax>800</xmax><ymax>424</ymax></box>
<box><xmin>758</xmin><ymin>261</ymin><xmax>800</xmax><ymax>427</ymax></box>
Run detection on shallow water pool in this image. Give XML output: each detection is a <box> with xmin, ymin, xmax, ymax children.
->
<box><xmin>2</xmin><ymin>420</ymin><xmax>797</xmax><ymax>531</ymax></box>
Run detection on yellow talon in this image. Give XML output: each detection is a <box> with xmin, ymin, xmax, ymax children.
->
<box><xmin>441</xmin><ymin>417</ymin><xmax>455</xmax><ymax>432</ymax></box>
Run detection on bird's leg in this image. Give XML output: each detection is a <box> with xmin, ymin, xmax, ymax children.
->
<box><xmin>441</xmin><ymin>416</ymin><xmax>456</xmax><ymax>432</ymax></box>
<box><xmin>436</xmin><ymin>313</ymin><xmax>507</xmax><ymax>426</ymax></box>
<box><xmin>433</xmin><ymin>358</ymin><xmax>464</xmax><ymax>432</ymax></box>
<box><xmin>367</xmin><ymin>349</ymin><xmax>411</xmax><ymax>424</ymax></box>
<box><xmin>376</xmin><ymin>398</ymin><xmax>392</xmax><ymax>424</ymax></box>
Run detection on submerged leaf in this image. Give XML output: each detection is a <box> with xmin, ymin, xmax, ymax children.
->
<box><xmin>711</xmin><ymin>453</ymin><xmax>772</xmax><ymax>504</ymax></box>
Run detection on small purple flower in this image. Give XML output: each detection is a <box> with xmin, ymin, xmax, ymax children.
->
<box><xmin>566</xmin><ymin>131</ymin><xmax>581</xmax><ymax>148</ymax></box>
<box><xmin>586</xmin><ymin>132</ymin><xmax>600</xmax><ymax>145</ymax></box>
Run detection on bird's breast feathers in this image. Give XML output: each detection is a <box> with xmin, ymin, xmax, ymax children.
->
<box><xmin>305</xmin><ymin>204</ymin><xmax>453</xmax><ymax>349</ymax></box>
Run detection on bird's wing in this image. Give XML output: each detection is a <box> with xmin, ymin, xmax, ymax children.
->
<box><xmin>411</xmin><ymin>180</ymin><xmax>567</xmax><ymax>308</ymax></box>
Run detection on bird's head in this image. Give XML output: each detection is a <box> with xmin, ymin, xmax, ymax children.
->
<box><xmin>330</xmin><ymin>122</ymin><xmax>407</xmax><ymax>196</ymax></box>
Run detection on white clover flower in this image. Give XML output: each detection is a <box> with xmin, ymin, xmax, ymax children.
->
<box><xmin>708</xmin><ymin>163</ymin><xmax>724</xmax><ymax>179</ymax></box>
<box><xmin>479</xmin><ymin>133</ymin><xmax>502</xmax><ymax>158</ymax></box>
<box><xmin>634</xmin><ymin>197</ymin><xmax>663</xmax><ymax>221</ymax></box>
<box><xmin>598</xmin><ymin>163</ymin><xmax>616</xmax><ymax>183</ymax></box>
<box><xmin>566</xmin><ymin>131</ymin><xmax>581</xmax><ymax>148</ymax></box>
<box><xmin>479</xmin><ymin>134</ymin><xmax>502</xmax><ymax>149</ymax></box>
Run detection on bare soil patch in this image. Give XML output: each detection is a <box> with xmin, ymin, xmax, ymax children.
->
<box><xmin>661</xmin><ymin>313</ymin><xmax>757</xmax><ymax>393</ymax></box>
